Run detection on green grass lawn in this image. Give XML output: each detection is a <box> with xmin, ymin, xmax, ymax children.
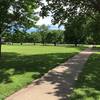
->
<box><xmin>0</xmin><ymin>45</ymin><xmax>85</xmax><ymax>100</ymax></box>
<box><xmin>71</xmin><ymin>47</ymin><xmax>100</xmax><ymax>100</ymax></box>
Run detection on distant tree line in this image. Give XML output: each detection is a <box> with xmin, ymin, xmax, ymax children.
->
<box><xmin>2</xmin><ymin>25</ymin><xmax>64</xmax><ymax>46</ymax></box>
<box><xmin>3</xmin><ymin>23</ymin><xmax>100</xmax><ymax>47</ymax></box>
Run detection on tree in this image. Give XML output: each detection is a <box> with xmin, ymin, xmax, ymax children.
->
<box><xmin>31</xmin><ymin>32</ymin><xmax>41</xmax><ymax>45</ymax></box>
<box><xmin>39</xmin><ymin>0</ymin><xmax>100</xmax><ymax>46</ymax></box>
<box><xmin>38</xmin><ymin>24</ymin><xmax>49</xmax><ymax>45</ymax></box>
<box><xmin>85</xmin><ymin>14</ymin><xmax>100</xmax><ymax>44</ymax></box>
<box><xmin>0</xmin><ymin>0</ymin><xmax>38</xmax><ymax>58</ymax></box>
<box><xmin>47</xmin><ymin>30</ymin><xmax>64</xmax><ymax>46</ymax></box>
<box><xmin>3</xmin><ymin>32</ymin><xmax>13</xmax><ymax>43</ymax></box>
<box><xmin>64</xmin><ymin>15</ymin><xmax>87</xmax><ymax>46</ymax></box>
<box><xmin>40</xmin><ymin>0</ymin><xmax>100</xmax><ymax>24</ymax></box>
<box><xmin>40</xmin><ymin>0</ymin><xmax>100</xmax><ymax>46</ymax></box>
<box><xmin>15</xmin><ymin>30</ymin><xmax>26</xmax><ymax>45</ymax></box>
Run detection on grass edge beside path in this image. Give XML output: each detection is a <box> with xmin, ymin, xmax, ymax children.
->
<box><xmin>0</xmin><ymin>45</ymin><xmax>86</xmax><ymax>100</ymax></box>
<box><xmin>70</xmin><ymin>47</ymin><xmax>100</xmax><ymax>100</ymax></box>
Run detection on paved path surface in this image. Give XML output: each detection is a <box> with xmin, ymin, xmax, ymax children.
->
<box><xmin>6</xmin><ymin>47</ymin><xmax>93</xmax><ymax>100</ymax></box>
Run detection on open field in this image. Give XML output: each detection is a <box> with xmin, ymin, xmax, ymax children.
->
<box><xmin>71</xmin><ymin>47</ymin><xmax>100</xmax><ymax>100</ymax></box>
<box><xmin>0</xmin><ymin>45</ymin><xmax>85</xmax><ymax>99</ymax></box>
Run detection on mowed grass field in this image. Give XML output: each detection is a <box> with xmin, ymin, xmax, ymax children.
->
<box><xmin>71</xmin><ymin>47</ymin><xmax>100</xmax><ymax>100</ymax></box>
<box><xmin>0</xmin><ymin>45</ymin><xmax>85</xmax><ymax>100</ymax></box>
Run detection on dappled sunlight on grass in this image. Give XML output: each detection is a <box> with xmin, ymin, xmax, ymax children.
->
<box><xmin>72</xmin><ymin>88</ymin><xmax>100</xmax><ymax>100</ymax></box>
<box><xmin>0</xmin><ymin>45</ymin><xmax>84</xmax><ymax>99</ymax></box>
<box><xmin>71</xmin><ymin>47</ymin><xmax>100</xmax><ymax>100</ymax></box>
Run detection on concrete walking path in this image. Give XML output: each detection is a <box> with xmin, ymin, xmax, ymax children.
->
<box><xmin>6</xmin><ymin>47</ymin><xmax>93</xmax><ymax>100</ymax></box>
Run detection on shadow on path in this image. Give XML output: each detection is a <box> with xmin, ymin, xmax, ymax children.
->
<box><xmin>4</xmin><ymin>48</ymin><xmax>93</xmax><ymax>100</ymax></box>
<box><xmin>31</xmin><ymin>48</ymin><xmax>93</xmax><ymax>100</ymax></box>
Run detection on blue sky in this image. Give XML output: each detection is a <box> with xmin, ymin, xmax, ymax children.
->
<box><xmin>27</xmin><ymin>24</ymin><xmax>65</xmax><ymax>33</ymax></box>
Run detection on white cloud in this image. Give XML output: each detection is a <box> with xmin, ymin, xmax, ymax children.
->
<box><xmin>8</xmin><ymin>6</ymin><xmax>14</xmax><ymax>14</ymax></box>
<box><xmin>36</xmin><ymin>16</ymin><xmax>52</xmax><ymax>25</ymax></box>
<box><xmin>49</xmin><ymin>25</ymin><xmax>65</xmax><ymax>30</ymax></box>
<box><xmin>35</xmin><ymin>0</ymin><xmax>52</xmax><ymax>25</ymax></box>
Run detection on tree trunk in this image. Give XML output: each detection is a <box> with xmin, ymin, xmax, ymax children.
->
<box><xmin>75</xmin><ymin>43</ymin><xmax>78</xmax><ymax>47</ymax></box>
<box><xmin>0</xmin><ymin>35</ymin><xmax>1</xmax><ymax>58</ymax></box>
<box><xmin>20</xmin><ymin>42</ymin><xmax>23</xmax><ymax>45</ymax></box>
<box><xmin>54</xmin><ymin>42</ymin><xmax>57</xmax><ymax>46</ymax></box>
<box><xmin>42</xmin><ymin>41</ymin><xmax>45</xmax><ymax>46</ymax></box>
<box><xmin>12</xmin><ymin>42</ymin><xmax>13</xmax><ymax>45</ymax></box>
<box><xmin>34</xmin><ymin>42</ymin><xmax>35</xmax><ymax>45</ymax></box>
<box><xmin>0</xmin><ymin>28</ymin><xmax>3</xmax><ymax>58</ymax></box>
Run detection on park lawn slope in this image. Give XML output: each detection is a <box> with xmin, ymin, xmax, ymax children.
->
<box><xmin>0</xmin><ymin>45</ymin><xmax>85</xmax><ymax>100</ymax></box>
<box><xmin>71</xmin><ymin>47</ymin><xmax>100</xmax><ymax>100</ymax></box>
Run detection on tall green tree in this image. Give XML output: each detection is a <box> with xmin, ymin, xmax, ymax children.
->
<box><xmin>47</xmin><ymin>30</ymin><xmax>64</xmax><ymax>46</ymax></box>
<box><xmin>0</xmin><ymin>0</ymin><xmax>38</xmax><ymax>57</ymax></box>
<box><xmin>64</xmin><ymin>15</ymin><xmax>87</xmax><ymax>46</ymax></box>
<box><xmin>85</xmin><ymin>14</ymin><xmax>100</xmax><ymax>44</ymax></box>
<box><xmin>38</xmin><ymin>24</ymin><xmax>49</xmax><ymax>45</ymax></box>
<box><xmin>3</xmin><ymin>32</ymin><xmax>13</xmax><ymax>43</ymax></box>
<box><xmin>15</xmin><ymin>30</ymin><xmax>26</xmax><ymax>45</ymax></box>
<box><xmin>31</xmin><ymin>32</ymin><xmax>41</xmax><ymax>45</ymax></box>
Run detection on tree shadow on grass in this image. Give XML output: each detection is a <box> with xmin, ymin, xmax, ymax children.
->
<box><xmin>31</xmin><ymin>48</ymin><xmax>92</xmax><ymax>100</ymax></box>
<box><xmin>71</xmin><ymin>52</ymin><xmax>100</xmax><ymax>100</ymax></box>
<box><xmin>0</xmin><ymin>52</ymin><xmax>77</xmax><ymax>84</ymax></box>
<box><xmin>0</xmin><ymin>46</ymin><xmax>88</xmax><ymax>99</ymax></box>
<box><xmin>0</xmin><ymin>50</ymin><xmax>83</xmax><ymax>100</ymax></box>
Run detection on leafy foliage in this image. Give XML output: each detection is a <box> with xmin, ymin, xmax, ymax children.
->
<box><xmin>38</xmin><ymin>24</ymin><xmax>49</xmax><ymax>45</ymax></box>
<box><xmin>47</xmin><ymin>30</ymin><xmax>64</xmax><ymax>46</ymax></box>
<box><xmin>0</xmin><ymin>0</ymin><xmax>39</xmax><ymax>57</ymax></box>
<box><xmin>39</xmin><ymin>0</ymin><xmax>100</xmax><ymax>24</ymax></box>
<box><xmin>64</xmin><ymin>15</ymin><xmax>89</xmax><ymax>46</ymax></box>
<box><xmin>0</xmin><ymin>0</ymin><xmax>38</xmax><ymax>33</ymax></box>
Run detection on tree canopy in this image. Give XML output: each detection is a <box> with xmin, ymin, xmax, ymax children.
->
<box><xmin>39</xmin><ymin>0</ymin><xmax>100</xmax><ymax>46</ymax></box>
<box><xmin>0</xmin><ymin>0</ymin><xmax>39</xmax><ymax>57</ymax></box>
<box><xmin>0</xmin><ymin>0</ymin><xmax>38</xmax><ymax>33</ymax></box>
<box><xmin>39</xmin><ymin>0</ymin><xmax>100</xmax><ymax>24</ymax></box>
